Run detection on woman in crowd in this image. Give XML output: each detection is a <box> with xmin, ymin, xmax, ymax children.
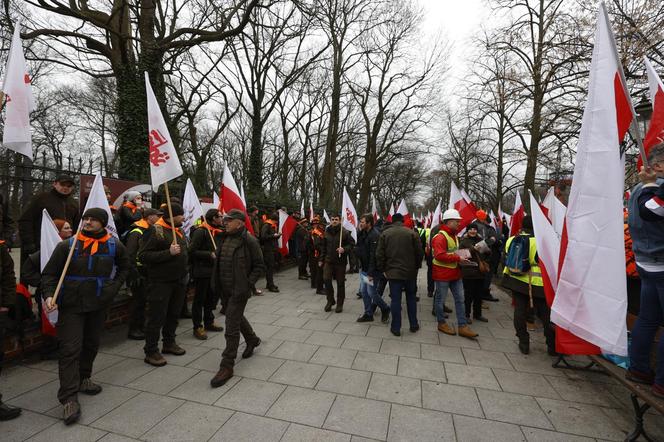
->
<box><xmin>459</xmin><ymin>223</ymin><xmax>490</xmax><ymax>323</ymax></box>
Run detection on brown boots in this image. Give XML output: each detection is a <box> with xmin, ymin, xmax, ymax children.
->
<box><xmin>437</xmin><ymin>322</ymin><xmax>478</xmax><ymax>339</ymax></box>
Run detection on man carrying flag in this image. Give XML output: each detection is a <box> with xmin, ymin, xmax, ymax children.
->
<box><xmin>260</xmin><ymin>213</ymin><xmax>281</xmax><ymax>293</ymax></box>
<box><xmin>320</xmin><ymin>213</ymin><xmax>355</xmax><ymax>313</ymax></box>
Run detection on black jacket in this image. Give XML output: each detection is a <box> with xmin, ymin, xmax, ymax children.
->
<box><xmin>138</xmin><ymin>221</ymin><xmax>189</xmax><ymax>282</ymax></box>
<box><xmin>0</xmin><ymin>194</ymin><xmax>15</xmax><ymax>244</ymax></box>
<box><xmin>320</xmin><ymin>225</ymin><xmax>354</xmax><ymax>265</ymax></box>
<box><xmin>376</xmin><ymin>222</ymin><xmax>423</xmax><ymax>280</ymax></box>
<box><xmin>19</xmin><ymin>188</ymin><xmax>80</xmax><ymax>252</ymax></box>
<box><xmin>189</xmin><ymin>225</ymin><xmax>221</xmax><ymax>279</ymax></box>
<box><xmin>41</xmin><ymin>231</ymin><xmax>129</xmax><ymax>312</ymax></box>
<box><xmin>355</xmin><ymin>227</ymin><xmax>380</xmax><ymax>276</ymax></box>
<box><xmin>212</xmin><ymin>229</ymin><xmax>264</xmax><ymax>301</ymax></box>
<box><xmin>0</xmin><ymin>241</ymin><xmax>16</xmax><ymax>307</ymax></box>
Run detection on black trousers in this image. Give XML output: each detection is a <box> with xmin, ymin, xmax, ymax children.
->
<box><xmin>298</xmin><ymin>253</ymin><xmax>309</xmax><ymax>278</ymax></box>
<box><xmin>192</xmin><ymin>277</ymin><xmax>216</xmax><ymax>328</ymax></box>
<box><xmin>128</xmin><ymin>278</ymin><xmax>147</xmax><ymax>332</ymax></box>
<box><xmin>426</xmin><ymin>255</ymin><xmax>434</xmax><ymax>295</ymax></box>
<box><xmin>309</xmin><ymin>255</ymin><xmax>320</xmax><ymax>289</ymax></box>
<box><xmin>463</xmin><ymin>278</ymin><xmax>484</xmax><ymax>319</ymax></box>
<box><xmin>144</xmin><ymin>281</ymin><xmax>186</xmax><ymax>355</ymax></box>
<box><xmin>56</xmin><ymin>309</ymin><xmax>106</xmax><ymax>404</ymax></box>
<box><xmin>324</xmin><ymin>263</ymin><xmax>346</xmax><ymax>304</ymax></box>
<box><xmin>264</xmin><ymin>251</ymin><xmax>276</xmax><ymax>288</ymax></box>
<box><xmin>221</xmin><ymin>294</ymin><xmax>258</xmax><ymax>369</ymax></box>
<box><xmin>512</xmin><ymin>291</ymin><xmax>555</xmax><ymax>349</ymax></box>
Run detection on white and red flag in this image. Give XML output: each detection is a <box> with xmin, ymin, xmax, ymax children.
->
<box><xmin>278</xmin><ymin>209</ymin><xmax>298</xmax><ymax>256</ymax></box>
<box><xmin>552</xmin><ymin>3</ymin><xmax>632</xmax><ymax>356</ymax></box>
<box><xmin>300</xmin><ymin>200</ymin><xmax>305</xmax><ymax>218</ymax></box>
<box><xmin>239</xmin><ymin>181</ymin><xmax>246</xmax><ymax>207</ymax></box>
<box><xmin>488</xmin><ymin>209</ymin><xmax>498</xmax><ymax>231</ymax></box>
<box><xmin>221</xmin><ymin>164</ymin><xmax>254</xmax><ymax>235</ymax></box>
<box><xmin>639</xmin><ymin>57</ymin><xmax>664</xmax><ymax>168</ymax></box>
<box><xmin>183</xmin><ymin>178</ymin><xmax>204</xmax><ymax>238</ymax></box>
<box><xmin>40</xmin><ymin>210</ymin><xmax>60</xmax><ymax>334</ymax></box>
<box><xmin>84</xmin><ymin>173</ymin><xmax>119</xmax><ymax>238</ymax></box>
<box><xmin>387</xmin><ymin>203</ymin><xmax>395</xmax><ymax>222</ymax></box>
<box><xmin>323</xmin><ymin>209</ymin><xmax>331</xmax><ymax>224</ymax></box>
<box><xmin>430</xmin><ymin>200</ymin><xmax>442</xmax><ymax>230</ymax></box>
<box><xmin>644</xmin><ymin>195</ymin><xmax>664</xmax><ymax>217</ymax></box>
<box><xmin>542</xmin><ymin>187</ymin><xmax>566</xmax><ymax>238</ymax></box>
<box><xmin>213</xmin><ymin>191</ymin><xmax>220</xmax><ymax>210</ymax></box>
<box><xmin>2</xmin><ymin>22</ymin><xmax>35</xmax><ymax>158</ymax></box>
<box><xmin>310</xmin><ymin>201</ymin><xmax>315</xmax><ymax>222</ymax></box>
<box><xmin>146</xmin><ymin>73</ymin><xmax>183</xmax><ymax>191</ymax></box>
<box><xmin>341</xmin><ymin>187</ymin><xmax>358</xmax><ymax>241</ymax></box>
<box><xmin>371</xmin><ymin>195</ymin><xmax>379</xmax><ymax>223</ymax></box>
<box><xmin>509</xmin><ymin>192</ymin><xmax>525</xmax><ymax>236</ymax></box>
<box><xmin>449</xmin><ymin>182</ymin><xmax>477</xmax><ymax>231</ymax></box>
<box><xmin>396</xmin><ymin>199</ymin><xmax>413</xmax><ymax>226</ymax></box>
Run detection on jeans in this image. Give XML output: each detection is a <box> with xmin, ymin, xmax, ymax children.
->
<box><xmin>389</xmin><ymin>279</ymin><xmax>418</xmax><ymax>332</ymax></box>
<box><xmin>630</xmin><ymin>268</ymin><xmax>664</xmax><ymax>384</ymax></box>
<box><xmin>360</xmin><ymin>271</ymin><xmax>389</xmax><ymax>316</ymax></box>
<box><xmin>434</xmin><ymin>279</ymin><xmax>467</xmax><ymax>326</ymax></box>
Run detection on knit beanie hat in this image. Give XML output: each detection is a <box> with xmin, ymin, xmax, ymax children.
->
<box><xmin>83</xmin><ymin>208</ymin><xmax>109</xmax><ymax>227</ymax></box>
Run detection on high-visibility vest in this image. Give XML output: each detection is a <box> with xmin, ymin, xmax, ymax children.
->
<box><xmin>432</xmin><ymin>230</ymin><xmax>458</xmax><ymax>269</ymax></box>
<box><xmin>503</xmin><ymin>235</ymin><xmax>543</xmax><ymax>287</ymax></box>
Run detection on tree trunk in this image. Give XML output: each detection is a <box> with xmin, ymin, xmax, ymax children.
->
<box><xmin>115</xmin><ymin>65</ymin><xmax>148</xmax><ymax>181</ymax></box>
<box><xmin>320</xmin><ymin>49</ymin><xmax>342</xmax><ymax>207</ymax></box>
<box><xmin>247</xmin><ymin>110</ymin><xmax>264</xmax><ymax>200</ymax></box>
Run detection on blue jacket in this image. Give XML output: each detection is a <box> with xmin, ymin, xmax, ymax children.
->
<box><xmin>628</xmin><ymin>180</ymin><xmax>664</xmax><ymax>265</ymax></box>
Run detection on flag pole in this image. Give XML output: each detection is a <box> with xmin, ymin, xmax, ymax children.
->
<box><xmin>48</xmin><ymin>219</ymin><xmax>84</xmax><ymax>308</ymax></box>
<box><xmin>338</xmin><ymin>222</ymin><xmax>343</xmax><ymax>258</ymax></box>
<box><xmin>205</xmin><ymin>216</ymin><xmax>217</xmax><ymax>251</ymax></box>
<box><xmin>164</xmin><ymin>181</ymin><xmax>177</xmax><ymax>245</ymax></box>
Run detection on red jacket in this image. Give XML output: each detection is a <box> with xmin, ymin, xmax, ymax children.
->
<box><xmin>432</xmin><ymin>224</ymin><xmax>461</xmax><ymax>281</ymax></box>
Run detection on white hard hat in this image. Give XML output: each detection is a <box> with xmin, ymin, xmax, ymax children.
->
<box><xmin>442</xmin><ymin>209</ymin><xmax>462</xmax><ymax>221</ymax></box>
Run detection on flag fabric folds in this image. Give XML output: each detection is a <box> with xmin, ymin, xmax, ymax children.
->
<box><xmin>323</xmin><ymin>209</ymin><xmax>331</xmax><ymax>224</ymax></box>
<box><xmin>183</xmin><ymin>178</ymin><xmax>204</xmax><ymax>238</ymax></box>
<box><xmin>449</xmin><ymin>182</ymin><xmax>477</xmax><ymax>231</ymax></box>
<box><xmin>542</xmin><ymin>187</ymin><xmax>566</xmax><ymax>238</ymax></box>
<box><xmin>552</xmin><ymin>3</ymin><xmax>631</xmax><ymax>356</ymax></box>
<box><xmin>640</xmin><ymin>57</ymin><xmax>664</xmax><ymax>168</ymax></box>
<box><xmin>221</xmin><ymin>164</ymin><xmax>254</xmax><ymax>235</ymax></box>
<box><xmin>341</xmin><ymin>187</ymin><xmax>358</xmax><ymax>241</ymax></box>
<box><xmin>84</xmin><ymin>174</ymin><xmax>119</xmax><ymax>238</ymax></box>
<box><xmin>40</xmin><ymin>209</ymin><xmax>61</xmax><ymax>333</ymax></box>
<box><xmin>430</xmin><ymin>200</ymin><xmax>442</xmax><ymax>230</ymax></box>
<box><xmin>509</xmin><ymin>192</ymin><xmax>525</xmax><ymax>236</ymax></box>
<box><xmin>278</xmin><ymin>209</ymin><xmax>298</xmax><ymax>256</ymax></box>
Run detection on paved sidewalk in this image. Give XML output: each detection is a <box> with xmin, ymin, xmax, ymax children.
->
<box><xmin>3</xmin><ymin>267</ymin><xmax>663</xmax><ymax>441</ymax></box>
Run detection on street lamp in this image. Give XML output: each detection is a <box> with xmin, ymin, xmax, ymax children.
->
<box><xmin>634</xmin><ymin>96</ymin><xmax>653</xmax><ymax>137</ymax></box>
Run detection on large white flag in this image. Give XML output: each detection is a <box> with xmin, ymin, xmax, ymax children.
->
<box><xmin>396</xmin><ymin>199</ymin><xmax>409</xmax><ymax>215</ymax></box>
<box><xmin>341</xmin><ymin>187</ymin><xmax>358</xmax><ymax>241</ymax></box>
<box><xmin>84</xmin><ymin>173</ymin><xmax>119</xmax><ymax>238</ymax></box>
<box><xmin>40</xmin><ymin>210</ymin><xmax>62</xmax><ymax>272</ymax></box>
<box><xmin>529</xmin><ymin>192</ymin><xmax>560</xmax><ymax>288</ymax></box>
<box><xmin>2</xmin><ymin>22</ymin><xmax>35</xmax><ymax>158</ymax></box>
<box><xmin>213</xmin><ymin>191</ymin><xmax>220</xmax><ymax>210</ymax></box>
<box><xmin>183</xmin><ymin>178</ymin><xmax>204</xmax><ymax>238</ymax></box>
<box><xmin>371</xmin><ymin>195</ymin><xmax>379</xmax><ymax>222</ymax></box>
<box><xmin>430</xmin><ymin>200</ymin><xmax>442</xmax><ymax>230</ymax></box>
<box><xmin>552</xmin><ymin>3</ymin><xmax>632</xmax><ymax>356</ymax></box>
<box><xmin>146</xmin><ymin>72</ymin><xmax>183</xmax><ymax>191</ymax></box>
<box><xmin>542</xmin><ymin>187</ymin><xmax>566</xmax><ymax>238</ymax></box>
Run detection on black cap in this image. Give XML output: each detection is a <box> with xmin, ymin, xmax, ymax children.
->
<box><xmin>223</xmin><ymin>209</ymin><xmax>247</xmax><ymax>222</ymax></box>
<box><xmin>467</xmin><ymin>222</ymin><xmax>479</xmax><ymax>230</ymax></box>
<box><xmin>55</xmin><ymin>174</ymin><xmax>75</xmax><ymax>184</ymax></box>
<box><xmin>143</xmin><ymin>208</ymin><xmax>162</xmax><ymax>218</ymax></box>
<box><xmin>169</xmin><ymin>203</ymin><xmax>184</xmax><ymax>217</ymax></box>
<box><xmin>205</xmin><ymin>208</ymin><xmax>220</xmax><ymax>223</ymax></box>
<box><xmin>83</xmin><ymin>208</ymin><xmax>109</xmax><ymax>227</ymax></box>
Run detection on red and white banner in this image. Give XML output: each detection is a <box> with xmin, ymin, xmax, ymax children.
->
<box><xmin>2</xmin><ymin>22</ymin><xmax>35</xmax><ymax>158</ymax></box>
<box><xmin>640</xmin><ymin>57</ymin><xmax>664</xmax><ymax>168</ymax></box>
<box><xmin>552</xmin><ymin>4</ymin><xmax>631</xmax><ymax>356</ymax></box>
<box><xmin>509</xmin><ymin>192</ymin><xmax>525</xmax><ymax>236</ymax></box>
<box><xmin>40</xmin><ymin>210</ymin><xmax>60</xmax><ymax>333</ymax></box>
<box><xmin>341</xmin><ymin>187</ymin><xmax>358</xmax><ymax>241</ymax></box>
<box><xmin>449</xmin><ymin>182</ymin><xmax>477</xmax><ymax>231</ymax></box>
<box><xmin>278</xmin><ymin>209</ymin><xmax>298</xmax><ymax>256</ymax></box>
<box><xmin>84</xmin><ymin>173</ymin><xmax>119</xmax><ymax>238</ymax></box>
<box><xmin>146</xmin><ymin>72</ymin><xmax>183</xmax><ymax>191</ymax></box>
<box><xmin>430</xmin><ymin>200</ymin><xmax>442</xmax><ymax>230</ymax></box>
<box><xmin>371</xmin><ymin>195</ymin><xmax>379</xmax><ymax>223</ymax></box>
<box><xmin>221</xmin><ymin>164</ymin><xmax>253</xmax><ymax>235</ymax></box>
<box><xmin>542</xmin><ymin>187</ymin><xmax>566</xmax><ymax>238</ymax></box>
<box><xmin>183</xmin><ymin>178</ymin><xmax>204</xmax><ymax>238</ymax></box>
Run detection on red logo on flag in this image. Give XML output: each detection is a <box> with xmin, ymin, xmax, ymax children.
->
<box><xmin>148</xmin><ymin>129</ymin><xmax>171</xmax><ymax>166</ymax></box>
<box><xmin>24</xmin><ymin>73</ymin><xmax>30</xmax><ymax>84</ymax></box>
<box><xmin>345</xmin><ymin>208</ymin><xmax>356</xmax><ymax>226</ymax></box>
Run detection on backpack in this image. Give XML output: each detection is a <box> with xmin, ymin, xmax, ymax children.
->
<box><xmin>505</xmin><ymin>235</ymin><xmax>531</xmax><ymax>275</ymax></box>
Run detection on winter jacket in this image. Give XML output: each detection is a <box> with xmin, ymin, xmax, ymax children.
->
<box><xmin>0</xmin><ymin>241</ymin><xmax>16</xmax><ymax>307</ymax></box>
<box><xmin>431</xmin><ymin>224</ymin><xmax>462</xmax><ymax>282</ymax></box>
<box><xmin>376</xmin><ymin>221</ymin><xmax>423</xmax><ymax>280</ymax></box>
<box><xmin>355</xmin><ymin>227</ymin><xmax>380</xmax><ymax>277</ymax></box>
<box><xmin>189</xmin><ymin>223</ymin><xmax>222</xmax><ymax>279</ymax></box>
<box><xmin>459</xmin><ymin>235</ymin><xmax>490</xmax><ymax>280</ymax></box>
<box><xmin>118</xmin><ymin>201</ymin><xmax>142</xmax><ymax>235</ymax></box>
<box><xmin>0</xmin><ymin>194</ymin><xmax>15</xmax><ymax>244</ymax></box>
<box><xmin>320</xmin><ymin>225</ymin><xmax>354</xmax><ymax>265</ymax></box>
<box><xmin>18</xmin><ymin>188</ymin><xmax>80</xmax><ymax>253</ymax></box>
<box><xmin>212</xmin><ymin>228</ymin><xmax>264</xmax><ymax>302</ymax></box>
<box><xmin>138</xmin><ymin>219</ymin><xmax>189</xmax><ymax>282</ymax></box>
<box><xmin>260</xmin><ymin>221</ymin><xmax>279</xmax><ymax>255</ymax></box>
<box><xmin>629</xmin><ymin>181</ymin><xmax>664</xmax><ymax>265</ymax></box>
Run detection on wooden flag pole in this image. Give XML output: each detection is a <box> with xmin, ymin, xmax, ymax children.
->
<box><xmin>205</xmin><ymin>216</ymin><xmax>217</xmax><ymax>251</ymax></box>
<box><xmin>48</xmin><ymin>219</ymin><xmax>84</xmax><ymax>308</ymax></box>
<box><xmin>164</xmin><ymin>181</ymin><xmax>177</xmax><ymax>245</ymax></box>
<box><xmin>338</xmin><ymin>221</ymin><xmax>343</xmax><ymax>258</ymax></box>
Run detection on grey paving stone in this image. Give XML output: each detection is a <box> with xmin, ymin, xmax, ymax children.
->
<box><xmin>168</xmin><ymin>370</ymin><xmax>241</xmax><ymax>404</ymax></box>
<box><xmin>476</xmin><ymin>336</ymin><xmax>523</xmax><ymax>354</ymax></box>
<box><xmin>210</xmin><ymin>412</ymin><xmax>289</xmax><ymax>442</ymax></box>
<box><xmin>100</xmin><ymin>338</ymin><xmax>146</xmax><ymax>359</ymax></box>
<box><xmin>92</xmin><ymin>352</ymin><xmax>127</xmax><ymax>372</ymax></box>
<box><xmin>492</xmin><ymin>368</ymin><xmax>561</xmax><ymax>400</ymax></box>
<box><xmin>303</xmin><ymin>319</ymin><xmax>339</xmax><ymax>332</ymax></box>
<box><xmin>186</xmin><ymin>347</ymin><xmax>224</xmax><ymax>372</ymax></box>
<box><xmin>0</xmin><ymin>366</ymin><xmax>58</xmax><ymax>400</ymax></box>
<box><xmin>20</xmin><ymin>357</ymin><xmax>60</xmax><ymax>373</ymax></box>
<box><xmin>334</xmin><ymin>321</ymin><xmax>370</xmax><ymax>336</ymax></box>
<box><xmin>419</xmin><ymin>344</ymin><xmax>465</xmax><ymax>363</ymax></box>
<box><xmin>126</xmin><ymin>364</ymin><xmax>199</xmax><ymax>394</ymax></box>
<box><xmin>366</xmin><ymin>325</ymin><xmax>401</xmax><ymax>339</ymax></box>
<box><xmin>308</xmin><ymin>345</ymin><xmax>357</xmax><ymax>368</ymax></box>
<box><xmin>306</xmin><ymin>331</ymin><xmax>348</xmax><ymax>348</ymax></box>
<box><xmin>233</xmin><ymin>355</ymin><xmax>285</xmax><ymax>380</ymax></box>
<box><xmin>2</xmin><ymin>409</ymin><xmax>59</xmax><ymax>442</ymax></box>
<box><xmin>8</xmin><ymin>379</ymin><xmax>60</xmax><ymax>413</ymax></box>
<box><xmin>437</xmin><ymin>332</ymin><xmax>481</xmax><ymax>349</ymax></box>
<box><xmin>197</xmin><ymin>332</ymin><xmax>229</xmax><ymax>349</ymax></box>
<box><xmin>267</xmin><ymin>385</ymin><xmax>335</xmax><ymax>427</ymax></box>
<box><xmin>248</xmin><ymin>312</ymin><xmax>281</xmax><ymax>324</ymax></box>
<box><xmin>601</xmin><ymin>406</ymin><xmax>664</xmax><ymax>441</ymax></box>
<box><xmin>270</xmin><ymin>360</ymin><xmax>327</xmax><ymax>388</ymax></box>
<box><xmin>45</xmin><ymin>383</ymin><xmax>140</xmax><ymax>425</ymax></box>
<box><xmin>282</xmin><ymin>423</ymin><xmax>351</xmax><ymax>442</ymax></box>
<box><xmin>520</xmin><ymin>427</ymin><xmax>596</xmax><ymax>442</ymax></box>
<box><xmin>421</xmin><ymin>380</ymin><xmax>484</xmax><ymax>418</ymax></box>
<box><xmin>97</xmin><ymin>434</ymin><xmax>140</xmax><ymax>442</ymax></box>
<box><xmin>366</xmin><ymin>372</ymin><xmax>421</xmax><ymax>407</ymax></box>
<box><xmin>274</xmin><ymin>316</ymin><xmax>310</xmax><ymax>328</ymax></box>
<box><xmin>26</xmin><ymin>422</ymin><xmax>107</xmax><ymax>442</ymax></box>
<box><xmin>454</xmin><ymin>414</ymin><xmax>526</xmax><ymax>441</ymax></box>
<box><xmin>271</xmin><ymin>341</ymin><xmax>319</xmax><ymax>361</ymax></box>
<box><xmin>462</xmin><ymin>348</ymin><xmax>514</xmax><ymax>369</ymax></box>
<box><xmin>94</xmin><ymin>358</ymin><xmax>155</xmax><ymax>386</ymax></box>
<box><xmin>250</xmin><ymin>337</ymin><xmax>286</xmax><ymax>356</ymax></box>
<box><xmin>142</xmin><ymin>401</ymin><xmax>233</xmax><ymax>441</ymax></box>
<box><xmin>387</xmin><ymin>404</ymin><xmax>454</xmax><ymax>441</ymax></box>
<box><xmin>350</xmin><ymin>437</ymin><xmax>381</xmax><ymax>442</ymax></box>
<box><xmin>342</xmin><ymin>335</ymin><xmax>383</xmax><ymax>353</ymax></box>
<box><xmin>250</xmin><ymin>323</ymin><xmax>282</xmax><ymax>339</ymax></box>
<box><xmin>379</xmin><ymin>339</ymin><xmax>420</xmax><ymax>358</ymax></box>
<box><xmin>324</xmin><ymin>394</ymin><xmax>390</xmax><ymax>440</ymax></box>
<box><xmin>91</xmin><ymin>392</ymin><xmax>184</xmax><ymax>438</ymax></box>
<box><xmin>505</xmin><ymin>353</ymin><xmax>566</xmax><ymax>377</ymax></box>
<box><xmin>214</xmin><ymin>378</ymin><xmax>285</xmax><ymax>415</ymax></box>
<box><xmin>535</xmin><ymin>397</ymin><xmax>625</xmax><ymax>440</ymax></box>
<box><xmin>477</xmin><ymin>389</ymin><xmax>554</xmax><ymax>429</ymax></box>
<box><xmin>401</xmin><ymin>329</ymin><xmax>440</xmax><ymax>345</ymax></box>
<box><xmin>316</xmin><ymin>366</ymin><xmax>372</xmax><ymax>397</ymax></box>
<box><xmin>352</xmin><ymin>351</ymin><xmax>398</xmax><ymax>375</ymax></box>
<box><xmin>545</xmin><ymin>375</ymin><xmax>623</xmax><ymax>407</ymax></box>
<box><xmin>397</xmin><ymin>357</ymin><xmax>446</xmax><ymax>382</ymax></box>
<box><xmin>161</xmin><ymin>344</ymin><xmax>211</xmax><ymax>366</ymax></box>
<box><xmin>444</xmin><ymin>362</ymin><xmax>501</xmax><ymax>390</ymax></box>
<box><xmin>272</xmin><ymin>326</ymin><xmax>314</xmax><ymax>343</ymax></box>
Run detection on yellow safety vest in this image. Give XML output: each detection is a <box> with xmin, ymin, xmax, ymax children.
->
<box><xmin>432</xmin><ymin>231</ymin><xmax>458</xmax><ymax>269</ymax></box>
<box><xmin>503</xmin><ymin>235</ymin><xmax>543</xmax><ymax>287</ymax></box>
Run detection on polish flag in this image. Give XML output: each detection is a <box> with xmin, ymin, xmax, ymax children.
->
<box><xmin>387</xmin><ymin>203</ymin><xmax>395</xmax><ymax>222</ymax></box>
<box><xmin>396</xmin><ymin>199</ymin><xmax>413</xmax><ymax>227</ymax></box>
<box><xmin>323</xmin><ymin>209</ymin><xmax>331</xmax><ymax>224</ymax></box>
<box><xmin>529</xmin><ymin>192</ymin><xmax>599</xmax><ymax>355</ymax></box>
<box><xmin>542</xmin><ymin>187</ymin><xmax>566</xmax><ymax>238</ymax></box>
<box><xmin>310</xmin><ymin>201</ymin><xmax>315</xmax><ymax>222</ymax></box>
<box><xmin>639</xmin><ymin>57</ymin><xmax>664</xmax><ymax>169</ymax></box>
<box><xmin>183</xmin><ymin>178</ymin><xmax>204</xmax><ymax>238</ymax></box>
<box><xmin>278</xmin><ymin>209</ymin><xmax>298</xmax><ymax>256</ymax></box>
<box><xmin>213</xmin><ymin>191</ymin><xmax>220</xmax><ymax>210</ymax></box>
<box><xmin>40</xmin><ymin>210</ymin><xmax>60</xmax><ymax>334</ymax></box>
<box><xmin>430</xmin><ymin>200</ymin><xmax>442</xmax><ymax>230</ymax></box>
<box><xmin>2</xmin><ymin>22</ymin><xmax>35</xmax><ymax>159</ymax></box>
<box><xmin>488</xmin><ymin>209</ymin><xmax>498</xmax><ymax>232</ymax></box>
<box><xmin>239</xmin><ymin>181</ymin><xmax>247</xmax><ymax>207</ymax></box>
<box><xmin>371</xmin><ymin>195</ymin><xmax>379</xmax><ymax>223</ymax></box>
<box><xmin>341</xmin><ymin>187</ymin><xmax>358</xmax><ymax>241</ymax></box>
<box><xmin>146</xmin><ymin>73</ymin><xmax>183</xmax><ymax>191</ymax></box>
<box><xmin>509</xmin><ymin>192</ymin><xmax>525</xmax><ymax>236</ymax></box>
<box><xmin>552</xmin><ymin>4</ymin><xmax>632</xmax><ymax>356</ymax></box>
<box><xmin>449</xmin><ymin>182</ymin><xmax>476</xmax><ymax>231</ymax></box>
<box><xmin>221</xmin><ymin>164</ymin><xmax>254</xmax><ymax>235</ymax></box>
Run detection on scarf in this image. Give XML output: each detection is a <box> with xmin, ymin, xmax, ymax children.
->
<box><xmin>156</xmin><ymin>217</ymin><xmax>183</xmax><ymax>239</ymax></box>
<box><xmin>77</xmin><ymin>230</ymin><xmax>111</xmax><ymax>255</ymax></box>
<box><xmin>133</xmin><ymin>219</ymin><xmax>149</xmax><ymax>230</ymax></box>
<box><xmin>202</xmin><ymin>222</ymin><xmax>222</xmax><ymax>237</ymax></box>
<box><xmin>312</xmin><ymin>227</ymin><xmax>324</xmax><ymax>238</ymax></box>
<box><xmin>264</xmin><ymin>219</ymin><xmax>278</xmax><ymax>230</ymax></box>
<box><xmin>123</xmin><ymin>201</ymin><xmax>138</xmax><ymax>214</ymax></box>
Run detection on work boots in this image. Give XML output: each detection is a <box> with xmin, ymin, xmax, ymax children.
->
<box><xmin>458</xmin><ymin>325</ymin><xmax>479</xmax><ymax>339</ymax></box>
<box><xmin>335</xmin><ymin>296</ymin><xmax>344</xmax><ymax>313</ymax></box>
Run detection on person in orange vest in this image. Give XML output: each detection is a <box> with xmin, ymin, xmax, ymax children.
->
<box><xmin>309</xmin><ymin>216</ymin><xmax>326</xmax><ymax>294</ymax></box>
<box><xmin>260</xmin><ymin>213</ymin><xmax>281</xmax><ymax>292</ymax></box>
<box><xmin>118</xmin><ymin>191</ymin><xmax>143</xmax><ymax>235</ymax></box>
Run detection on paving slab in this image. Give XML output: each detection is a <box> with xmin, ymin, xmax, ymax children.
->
<box><xmin>462</xmin><ymin>348</ymin><xmax>514</xmax><ymax>369</ymax></box>
<box><xmin>210</xmin><ymin>412</ymin><xmax>289</xmax><ymax>442</ymax></box>
<box><xmin>492</xmin><ymin>368</ymin><xmax>561</xmax><ymax>399</ymax></box>
<box><xmin>477</xmin><ymin>389</ymin><xmax>554</xmax><ymax>429</ymax></box>
<box><xmin>270</xmin><ymin>360</ymin><xmax>326</xmax><ymax>388</ymax></box>
<box><xmin>310</xmin><ymin>346</ymin><xmax>358</xmax><ymax>369</ymax></box>
<box><xmin>142</xmin><ymin>402</ymin><xmax>233</xmax><ymax>441</ymax></box>
<box><xmin>324</xmin><ymin>394</ymin><xmax>391</xmax><ymax>440</ymax></box>
<box><xmin>535</xmin><ymin>397</ymin><xmax>625</xmax><ymax>440</ymax></box>
<box><xmin>419</xmin><ymin>343</ymin><xmax>465</xmax><ymax>363</ymax></box>
<box><xmin>270</xmin><ymin>341</ymin><xmax>319</xmax><ymax>361</ymax></box>
<box><xmin>315</xmin><ymin>366</ymin><xmax>372</xmax><ymax>397</ymax></box>
<box><xmin>25</xmin><ymin>422</ymin><xmax>107</xmax><ymax>442</ymax></box>
<box><xmin>214</xmin><ymin>378</ymin><xmax>285</xmax><ymax>415</ymax></box>
<box><xmin>126</xmin><ymin>364</ymin><xmax>198</xmax><ymax>394</ymax></box>
<box><xmin>342</xmin><ymin>335</ymin><xmax>383</xmax><ymax>353</ymax></box>
<box><xmin>3</xmin><ymin>410</ymin><xmax>60</xmax><ymax>442</ymax></box>
<box><xmin>306</xmin><ymin>331</ymin><xmax>348</xmax><ymax>348</ymax></box>
<box><xmin>453</xmin><ymin>414</ymin><xmax>526</xmax><ymax>441</ymax></box>
<box><xmin>387</xmin><ymin>404</ymin><xmax>454</xmax><ymax>441</ymax></box>
<box><xmin>168</xmin><ymin>370</ymin><xmax>240</xmax><ymax>404</ymax></box>
<box><xmin>397</xmin><ymin>356</ymin><xmax>446</xmax><ymax>382</ymax></box>
<box><xmin>282</xmin><ymin>423</ymin><xmax>351</xmax><ymax>442</ymax></box>
<box><xmin>366</xmin><ymin>373</ymin><xmax>422</xmax><ymax>407</ymax></box>
<box><xmin>267</xmin><ymin>385</ymin><xmax>335</xmax><ymax>427</ymax></box>
<box><xmin>379</xmin><ymin>339</ymin><xmax>420</xmax><ymax>358</ymax></box>
<box><xmin>444</xmin><ymin>362</ymin><xmax>501</xmax><ymax>390</ymax></box>
<box><xmin>352</xmin><ymin>351</ymin><xmax>398</xmax><ymax>375</ymax></box>
<box><xmin>421</xmin><ymin>380</ymin><xmax>484</xmax><ymax>417</ymax></box>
